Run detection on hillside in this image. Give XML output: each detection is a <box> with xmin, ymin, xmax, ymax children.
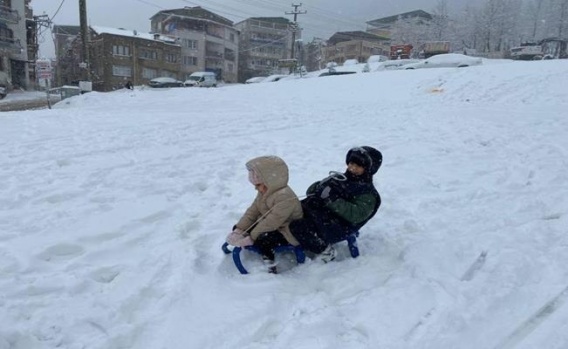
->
<box><xmin>1</xmin><ymin>59</ymin><xmax>567</xmax><ymax>349</ymax></box>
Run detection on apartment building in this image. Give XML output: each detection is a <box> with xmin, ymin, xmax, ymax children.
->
<box><xmin>324</xmin><ymin>31</ymin><xmax>389</xmax><ymax>65</ymax></box>
<box><xmin>89</xmin><ymin>27</ymin><xmax>182</xmax><ymax>91</ymax></box>
<box><xmin>234</xmin><ymin>17</ymin><xmax>294</xmax><ymax>83</ymax></box>
<box><xmin>53</xmin><ymin>25</ymin><xmax>181</xmax><ymax>91</ymax></box>
<box><xmin>150</xmin><ymin>6</ymin><xmax>239</xmax><ymax>83</ymax></box>
<box><xmin>1</xmin><ymin>0</ymin><xmax>33</xmax><ymax>89</ymax></box>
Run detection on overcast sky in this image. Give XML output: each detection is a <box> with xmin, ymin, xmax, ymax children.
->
<box><xmin>31</xmin><ymin>0</ymin><xmax>467</xmax><ymax>59</ymax></box>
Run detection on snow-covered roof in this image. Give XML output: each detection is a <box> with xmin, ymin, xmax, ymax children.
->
<box><xmin>90</xmin><ymin>26</ymin><xmax>178</xmax><ymax>44</ymax></box>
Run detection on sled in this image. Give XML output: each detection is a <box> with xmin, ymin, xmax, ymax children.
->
<box><xmin>221</xmin><ymin>230</ymin><xmax>360</xmax><ymax>274</ymax></box>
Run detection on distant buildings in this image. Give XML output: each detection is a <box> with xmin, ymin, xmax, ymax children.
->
<box><xmin>50</xmin><ymin>7</ymin><xmax>444</xmax><ymax>90</ymax></box>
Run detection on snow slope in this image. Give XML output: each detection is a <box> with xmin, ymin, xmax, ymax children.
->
<box><xmin>1</xmin><ymin>60</ymin><xmax>567</xmax><ymax>349</ymax></box>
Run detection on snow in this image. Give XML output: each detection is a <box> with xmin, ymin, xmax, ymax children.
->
<box><xmin>90</xmin><ymin>26</ymin><xmax>177</xmax><ymax>44</ymax></box>
<box><xmin>1</xmin><ymin>59</ymin><xmax>568</xmax><ymax>349</ymax></box>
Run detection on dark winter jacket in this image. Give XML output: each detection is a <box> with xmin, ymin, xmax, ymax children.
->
<box><xmin>291</xmin><ymin>146</ymin><xmax>382</xmax><ymax>250</ymax></box>
<box><xmin>309</xmin><ymin>173</ymin><xmax>379</xmax><ymax>224</ymax></box>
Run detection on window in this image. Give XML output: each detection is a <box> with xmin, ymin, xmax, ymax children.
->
<box><xmin>230</xmin><ymin>33</ymin><xmax>235</xmax><ymax>42</ymax></box>
<box><xmin>228</xmin><ymin>63</ymin><xmax>234</xmax><ymax>72</ymax></box>
<box><xmin>139</xmin><ymin>49</ymin><xmax>157</xmax><ymax>60</ymax></box>
<box><xmin>112</xmin><ymin>45</ymin><xmax>130</xmax><ymax>56</ymax></box>
<box><xmin>112</xmin><ymin>65</ymin><xmax>132</xmax><ymax>77</ymax></box>
<box><xmin>165</xmin><ymin>53</ymin><xmax>178</xmax><ymax>63</ymax></box>
<box><xmin>182</xmin><ymin>39</ymin><xmax>198</xmax><ymax>49</ymax></box>
<box><xmin>183</xmin><ymin>56</ymin><xmax>198</xmax><ymax>66</ymax></box>
<box><xmin>142</xmin><ymin>68</ymin><xmax>157</xmax><ymax>79</ymax></box>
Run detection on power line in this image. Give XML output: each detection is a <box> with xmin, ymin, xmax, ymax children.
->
<box><xmin>50</xmin><ymin>0</ymin><xmax>66</xmax><ymax>21</ymax></box>
<box><xmin>133</xmin><ymin>0</ymin><xmax>165</xmax><ymax>9</ymax></box>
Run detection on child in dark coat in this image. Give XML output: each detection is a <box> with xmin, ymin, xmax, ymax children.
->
<box><xmin>290</xmin><ymin>146</ymin><xmax>382</xmax><ymax>262</ymax></box>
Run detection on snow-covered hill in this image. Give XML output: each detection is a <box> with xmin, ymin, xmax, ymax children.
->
<box><xmin>1</xmin><ymin>59</ymin><xmax>567</xmax><ymax>349</ymax></box>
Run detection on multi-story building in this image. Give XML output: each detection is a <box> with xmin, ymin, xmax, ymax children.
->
<box><xmin>1</xmin><ymin>0</ymin><xmax>33</xmax><ymax>89</ymax></box>
<box><xmin>89</xmin><ymin>26</ymin><xmax>181</xmax><ymax>91</ymax></box>
<box><xmin>366</xmin><ymin>10</ymin><xmax>432</xmax><ymax>39</ymax></box>
<box><xmin>324</xmin><ymin>31</ymin><xmax>389</xmax><ymax>65</ymax></box>
<box><xmin>234</xmin><ymin>17</ymin><xmax>294</xmax><ymax>82</ymax></box>
<box><xmin>53</xmin><ymin>25</ymin><xmax>182</xmax><ymax>91</ymax></box>
<box><xmin>150</xmin><ymin>6</ymin><xmax>239</xmax><ymax>83</ymax></box>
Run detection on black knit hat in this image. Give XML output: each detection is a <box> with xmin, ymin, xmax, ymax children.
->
<box><xmin>345</xmin><ymin>146</ymin><xmax>382</xmax><ymax>175</ymax></box>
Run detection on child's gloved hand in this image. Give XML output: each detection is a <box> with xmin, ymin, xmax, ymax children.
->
<box><xmin>227</xmin><ymin>228</ymin><xmax>254</xmax><ymax>247</ymax></box>
<box><xmin>232</xmin><ymin>227</ymin><xmax>245</xmax><ymax>235</ymax></box>
<box><xmin>227</xmin><ymin>232</ymin><xmax>253</xmax><ymax>247</ymax></box>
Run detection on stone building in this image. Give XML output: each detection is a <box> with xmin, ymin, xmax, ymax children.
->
<box><xmin>366</xmin><ymin>10</ymin><xmax>432</xmax><ymax>39</ymax></box>
<box><xmin>53</xmin><ymin>25</ymin><xmax>182</xmax><ymax>91</ymax></box>
<box><xmin>234</xmin><ymin>17</ymin><xmax>294</xmax><ymax>82</ymax></box>
<box><xmin>150</xmin><ymin>6</ymin><xmax>239</xmax><ymax>83</ymax></box>
<box><xmin>324</xmin><ymin>31</ymin><xmax>389</xmax><ymax>65</ymax></box>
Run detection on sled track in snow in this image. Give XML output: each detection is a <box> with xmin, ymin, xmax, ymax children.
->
<box><xmin>494</xmin><ymin>284</ymin><xmax>568</xmax><ymax>349</ymax></box>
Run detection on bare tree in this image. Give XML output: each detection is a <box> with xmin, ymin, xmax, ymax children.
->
<box><xmin>525</xmin><ymin>0</ymin><xmax>547</xmax><ymax>39</ymax></box>
<box><xmin>431</xmin><ymin>0</ymin><xmax>452</xmax><ymax>40</ymax></box>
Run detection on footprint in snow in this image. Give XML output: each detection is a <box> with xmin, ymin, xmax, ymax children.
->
<box><xmin>36</xmin><ymin>243</ymin><xmax>85</xmax><ymax>262</ymax></box>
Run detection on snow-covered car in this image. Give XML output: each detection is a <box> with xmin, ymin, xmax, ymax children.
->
<box><xmin>148</xmin><ymin>77</ymin><xmax>184</xmax><ymax>88</ymax></box>
<box><xmin>245</xmin><ymin>76</ymin><xmax>267</xmax><ymax>84</ymax></box>
<box><xmin>367</xmin><ymin>55</ymin><xmax>389</xmax><ymax>63</ymax></box>
<box><xmin>375</xmin><ymin>59</ymin><xmax>421</xmax><ymax>71</ymax></box>
<box><xmin>259</xmin><ymin>74</ymin><xmax>289</xmax><ymax>83</ymax></box>
<box><xmin>318</xmin><ymin>71</ymin><xmax>356</xmax><ymax>77</ymax></box>
<box><xmin>343</xmin><ymin>59</ymin><xmax>359</xmax><ymax>66</ymax></box>
<box><xmin>401</xmin><ymin>53</ymin><xmax>482</xmax><ymax>70</ymax></box>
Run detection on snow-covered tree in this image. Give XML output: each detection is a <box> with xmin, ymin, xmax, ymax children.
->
<box><xmin>431</xmin><ymin>0</ymin><xmax>452</xmax><ymax>40</ymax></box>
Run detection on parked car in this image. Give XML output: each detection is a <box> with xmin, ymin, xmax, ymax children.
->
<box><xmin>343</xmin><ymin>59</ymin><xmax>359</xmax><ymax>66</ymax></box>
<box><xmin>375</xmin><ymin>59</ymin><xmax>421</xmax><ymax>71</ymax></box>
<box><xmin>401</xmin><ymin>53</ymin><xmax>482</xmax><ymax>70</ymax></box>
<box><xmin>260</xmin><ymin>74</ymin><xmax>289</xmax><ymax>83</ymax></box>
<box><xmin>510</xmin><ymin>44</ymin><xmax>543</xmax><ymax>60</ymax></box>
<box><xmin>0</xmin><ymin>70</ymin><xmax>11</xmax><ymax>99</ymax></box>
<box><xmin>318</xmin><ymin>71</ymin><xmax>356</xmax><ymax>77</ymax></box>
<box><xmin>148</xmin><ymin>77</ymin><xmax>184</xmax><ymax>88</ymax></box>
<box><xmin>367</xmin><ymin>55</ymin><xmax>389</xmax><ymax>63</ymax></box>
<box><xmin>245</xmin><ymin>76</ymin><xmax>267</xmax><ymax>84</ymax></box>
<box><xmin>184</xmin><ymin>72</ymin><xmax>217</xmax><ymax>87</ymax></box>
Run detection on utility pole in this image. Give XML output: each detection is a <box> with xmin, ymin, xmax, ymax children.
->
<box><xmin>79</xmin><ymin>0</ymin><xmax>90</xmax><ymax>80</ymax></box>
<box><xmin>285</xmin><ymin>3</ymin><xmax>306</xmax><ymax>61</ymax></box>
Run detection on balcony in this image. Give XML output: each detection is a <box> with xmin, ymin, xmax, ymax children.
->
<box><xmin>0</xmin><ymin>36</ymin><xmax>22</xmax><ymax>54</ymax></box>
<box><xmin>0</xmin><ymin>5</ymin><xmax>20</xmax><ymax>24</ymax></box>
<box><xmin>205</xmin><ymin>50</ymin><xmax>223</xmax><ymax>60</ymax></box>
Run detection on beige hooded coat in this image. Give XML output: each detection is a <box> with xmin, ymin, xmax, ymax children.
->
<box><xmin>236</xmin><ymin>156</ymin><xmax>303</xmax><ymax>245</ymax></box>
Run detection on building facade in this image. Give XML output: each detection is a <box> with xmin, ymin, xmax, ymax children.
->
<box><xmin>324</xmin><ymin>31</ymin><xmax>389</xmax><ymax>65</ymax></box>
<box><xmin>89</xmin><ymin>27</ymin><xmax>182</xmax><ymax>91</ymax></box>
<box><xmin>1</xmin><ymin>0</ymin><xmax>33</xmax><ymax>89</ymax></box>
<box><xmin>234</xmin><ymin>17</ymin><xmax>294</xmax><ymax>82</ymax></box>
<box><xmin>53</xmin><ymin>26</ymin><xmax>182</xmax><ymax>91</ymax></box>
<box><xmin>150</xmin><ymin>6</ymin><xmax>239</xmax><ymax>83</ymax></box>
